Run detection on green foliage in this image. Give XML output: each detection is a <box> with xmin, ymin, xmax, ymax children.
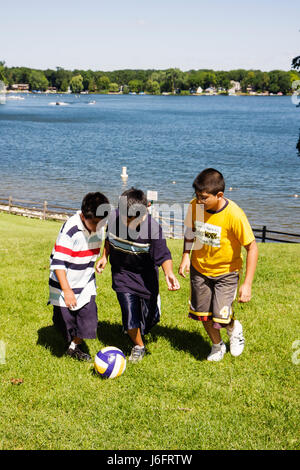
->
<box><xmin>0</xmin><ymin>62</ymin><xmax>295</xmax><ymax>94</ymax></box>
<box><xmin>96</xmin><ymin>75</ymin><xmax>110</xmax><ymax>91</ymax></box>
<box><xmin>292</xmin><ymin>55</ymin><xmax>300</xmax><ymax>70</ymax></box>
<box><xmin>108</xmin><ymin>82</ymin><xmax>119</xmax><ymax>93</ymax></box>
<box><xmin>28</xmin><ymin>70</ymin><xmax>49</xmax><ymax>91</ymax></box>
<box><xmin>0</xmin><ymin>213</ymin><xmax>299</xmax><ymax>450</ymax></box>
<box><xmin>268</xmin><ymin>70</ymin><xmax>292</xmax><ymax>94</ymax></box>
<box><xmin>70</xmin><ymin>74</ymin><xmax>84</xmax><ymax>94</ymax></box>
<box><xmin>128</xmin><ymin>79</ymin><xmax>143</xmax><ymax>93</ymax></box>
<box><xmin>145</xmin><ymin>79</ymin><xmax>160</xmax><ymax>94</ymax></box>
<box><xmin>54</xmin><ymin>67</ymin><xmax>72</xmax><ymax>91</ymax></box>
<box><xmin>0</xmin><ymin>61</ymin><xmax>8</xmax><ymax>85</ymax></box>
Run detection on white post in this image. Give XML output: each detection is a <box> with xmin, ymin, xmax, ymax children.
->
<box><xmin>43</xmin><ymin>201</ymin><xmax>48</xmax><ymax>220</ymax></box>
<box><xmin>121</xmin><ymin>166</ymin><xmax>128</xmax><ymax>181</ymax></box>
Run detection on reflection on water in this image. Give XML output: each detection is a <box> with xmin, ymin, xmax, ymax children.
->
<box><xmin>0</xmin><ymin>94</ymin><xmax>299</xmax><ymax>232</ymax></box>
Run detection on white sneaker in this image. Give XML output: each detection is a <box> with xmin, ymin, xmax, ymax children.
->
<box><xmin>207</xmin><ymin>341</ymin><xmax>226</xmax><ymax>362</ymax></box>
<box><xmin>129</xmin><ymin>345</ymin><xmax>145</xmax><ymax>363</ymax></box>
<box><xmin>227</xmin><ymin>320</ymin><xmax>245</xmax><ymax>357</ymax></box>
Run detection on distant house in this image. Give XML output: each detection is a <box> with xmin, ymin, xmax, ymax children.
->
<box><xmin>228</xmin><ymin>81</ymin><xmax>241</xmax><ymax>94</ymax></box>
<box><xmin>11</xmin><ymin>83</ymin><xmax>29</xmax><ymax>91</ymax></box>
<box><xmin>196</xmin><ymin>86</ymin><xmax>203</xmax><ymax>94</ymax></box>
<box><xmin>46</xmin><ymin>87</ymin><xmax>57</xmax><ymax>93</ymax></box>
<box><xmin>205</xmin><ymin>87</ymin><xmax>217</xmax><ymax>95</ymax></box>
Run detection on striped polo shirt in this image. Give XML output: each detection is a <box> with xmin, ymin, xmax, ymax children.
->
<box><xmin>49</xmin><ymin>211</ymin><xmax>103</xmax><ymax>310</ymax></box>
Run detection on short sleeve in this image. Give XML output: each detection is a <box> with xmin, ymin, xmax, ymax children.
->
<box><xmin>149</xmin><ymin>218</ymin><xmax>172</xmax><ymax>266</ymax></box>
<box><xmin>50</xmin><ymin>229</ymin><xmax>73</xmax><ymax>271</ymax></box>
<box><xmin>230</xmin><ymin>207</ymin><xmax>255</xmax><ymax>246</ymax></box>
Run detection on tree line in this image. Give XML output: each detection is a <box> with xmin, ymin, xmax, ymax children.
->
<box><xmin>0</xmin><ymin>61</ymin><xmax>299</xmax><ymax>94</ymax></box>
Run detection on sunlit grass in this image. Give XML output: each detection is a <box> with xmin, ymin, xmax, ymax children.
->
<box><xmin>0</xmin><ymin>213</ymin><xmax>299</xmax><ymax>450</ymax></box>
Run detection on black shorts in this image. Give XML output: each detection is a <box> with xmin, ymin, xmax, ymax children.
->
<box><xmin>116</xmin><ymin>292</ymin><xmax>161</xmax><ymax>336</ymax></box>
<box><xmin>52</xmin><ymin>295</ymin><xmax>98</xmax><ymax>343</ymax></box>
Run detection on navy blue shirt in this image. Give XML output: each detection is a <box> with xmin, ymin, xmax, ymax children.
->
<box><xmin>108</xmin><ymin>210</ymin><xmax>171</xmax><ymax>299</ymax></box>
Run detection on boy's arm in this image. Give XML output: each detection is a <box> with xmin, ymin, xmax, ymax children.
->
<box><xmin>178</xmin><ymin>233</ymin><xmax>194</xmax><ymax>278</ymax></box>
<box><xmin>161</xmin><ymin>259</ymin><xmax>180</xmax><ymax>291</ymax></box>
<box><xmin>178</xmin><ymin>202</ymin><xmax>195</xmax><ymax>278</ymax></box>
<box><xmin>96</xmin><ymin>239</ymin><xmax>110</xmax><ymax>274</ymax></box>
<box><xmin>239</xmin><ymin>240</ymin><xmax>258</xmax><ymax>302</ymax></box>
<box><xmin>55</xmin><ymin>269</ymin><xmax>77</xmax><ymax>309</ymax></box>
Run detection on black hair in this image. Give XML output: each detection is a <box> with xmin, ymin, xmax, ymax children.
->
<box><xmin>193</xmin><ymin>168</ymin><xmax>225</xmax><ymax>196</ymax></box>
<box><xmin>120</xmin><ymin>187</ymin><xmax>147</xmax><ymax>208</ymax></box>
<box><xmin>119</xmin><ymin>187</ymin><xmax>147</xmax><ymax>218</ymax></box>
<box><xmin>81</xmin><ymin>192</ymin><xmax>110</xmax><ymax>219</ymax></box>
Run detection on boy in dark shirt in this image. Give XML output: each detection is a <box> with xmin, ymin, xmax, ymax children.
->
<box><xmin>96</xmin><ymin>188</ymin><xmax>180</xmax><ymax>363</ymax></box>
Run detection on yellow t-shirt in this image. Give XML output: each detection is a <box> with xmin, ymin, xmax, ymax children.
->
<box><xmin>186</xmin><ymin>198</ymin><xmax>255</xmax><ymax>277</ymax></box>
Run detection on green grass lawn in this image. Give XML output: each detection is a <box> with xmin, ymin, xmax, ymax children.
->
<box><xmin>0</xmin><ymin>212</ymin><xmax>299</xmax><ymax>450</ymax></box>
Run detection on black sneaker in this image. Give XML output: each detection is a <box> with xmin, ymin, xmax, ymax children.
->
<box><xmin>66</xmin><ymin>346</ymin><xmax>91</xmax><ymax>362</ymax></box>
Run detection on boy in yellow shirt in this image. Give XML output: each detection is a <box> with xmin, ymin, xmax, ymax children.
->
<box><xmin>179</xmin><ymin>168</ymin><xmax>258</xmax><ymax>361</ymax></box>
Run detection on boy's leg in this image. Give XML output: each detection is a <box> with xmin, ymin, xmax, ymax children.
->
<box><xmin>127</xmin><ymin>327</ymin><xmax>144</xmax><ymax>347</ymax></box>
<box><xmin>189</xmin><ymin>267</ymin><xmax>226</xmax><ymax>361</ymax></box>
<box><xmin>116</xmin><ymin>292</ymin><xmax>146</xmax><ymax>362</ymax></box>
<box><xmin>67</xmin><ymin>296</ymin><xmax>98</xmax><ymax>361</ymax></box>
<box><xmin>76</xmin><ymin>295</ymin><xmax>98</xmax><ymax>342</ymax></box>
<box><xmin>53</xmin><ymin>305</ymin><xmax>76</xmax><ymax>345</ymax></box>
<box><xmin>127</xmin><ymin>327</ymin><xmax>145</xmax><ymax>363</ymax></box>
<box><xmin>202</xmin><ymin>320</ymin><xmax>222</xmax><ymax>345</ymax></box>
<box><xmin>212</xmin><ymin>273</ymin><xmax>245</xmax><ymax>356</ymax></box>
<box><xmin>226</xmin><ymin>319</ymin><xmax>245</xmax><ymax>357</ymax></box>
<box><xmin>189</xmin><ymin>266</ymin><xmax>213</xmax><ymax>324</ymax></box>
<box><xmin>212</xmin><ymin>272</ymin><xmax>238</xmax><ymax>327</ymax></box>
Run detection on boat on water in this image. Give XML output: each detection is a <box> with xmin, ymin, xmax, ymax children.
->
<box><xmin>49</xmin><ymin>101</ymin><xmax>69</xmax><ymax>106</ymax></box>
<box><xmin>7</xmin><ymin>95</ymin><xmax>25</xmax><ymax>100</ymax></box>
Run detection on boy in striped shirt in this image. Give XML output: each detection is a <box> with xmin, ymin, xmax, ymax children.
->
<box><xmin>49</xmin><ymin>192</ymin><xmax>110</xmax><ymax>361</ymax></box>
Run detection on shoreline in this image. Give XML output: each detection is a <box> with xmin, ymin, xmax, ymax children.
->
<box><xmin>1</xmin><ymin>203</ymin><xmax>299</xmax><ymax>243</ymax></box>
<box><xmin>4</xmin><ymin>90</ymin><xmax>290</xmax><ymax>97</ymax></box>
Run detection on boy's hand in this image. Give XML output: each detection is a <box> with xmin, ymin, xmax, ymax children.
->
<box><xmin>238</xmin><ymin>283</ymin><xmax>252</xmax><ymax>303</ymax></box>
<box><xmin>63</xmin><ymin>288</ymin><xmax>77</xmax><ymax>309</ymax></box>
<box><xmin>96</xmin><ymin>256</ymin><xmax>107</xmax><ymax>274</ymax></box>
<box><xmin>165</xmin><ymin>272</ymin><xmax>180</xmax><ymax>291</ymax></box>
<box><xmin>161</xmin><ymin>259</ymin><xmax>180</xmax><ymax>290</ymax></box>
<box><xmin>178</xmin><ymin>254</ymin><xmax>190</xmax><ymax>278</ymax></box>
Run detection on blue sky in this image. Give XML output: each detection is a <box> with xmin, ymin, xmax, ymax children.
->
<box><xmin>1</xmin><ymin>0</ymin><xmax>299</xmax><ymax>71</ymax></box>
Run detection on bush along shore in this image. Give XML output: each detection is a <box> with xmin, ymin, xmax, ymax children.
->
<box><xmin>1</xmin><ymin>62</ymin><xmax>299</xmax><ymax>95</ymax></box>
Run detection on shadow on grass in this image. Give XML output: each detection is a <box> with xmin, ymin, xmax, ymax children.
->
<box><xmin>37</xmin><ymin>320</ymin><xmax>210</xmax><ymax>361</ymax></box>
<box><xmin>36</xmin><ymin>325</ymin><xmax>91</xmax><ymax>358</ymax></box>
<box><xmin>37</xmin><ymin>325</ymin><xmax>67</xmax><ymax>357</ymax></box>
<box><xmin>97</xmin><ymin>320</ymin><xmax>210</xmax><ymax>361</ymax></box>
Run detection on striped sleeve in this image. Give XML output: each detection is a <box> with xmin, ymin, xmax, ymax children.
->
<box><xmin>50</xmin><ymin>230</ymin><xmax>73</xmax><ymax>271</ymax></box>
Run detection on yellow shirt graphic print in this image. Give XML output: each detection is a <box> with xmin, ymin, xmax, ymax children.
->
<box><xmin>195</xmin><ymin>221</ymin><xmax>221</xmax><ymax>248</ymax></box>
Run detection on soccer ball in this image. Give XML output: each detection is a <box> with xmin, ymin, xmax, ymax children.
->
<box><xmin>94</xmin><ymin>347</ymin><xmax>126</xmax><ymax>379</ymax></box>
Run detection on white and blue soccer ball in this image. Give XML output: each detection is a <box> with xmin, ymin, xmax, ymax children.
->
<box><xmin>94</xmin><ymin>347</ymin><xmax>126</xmax><ymax>379</ymax></box>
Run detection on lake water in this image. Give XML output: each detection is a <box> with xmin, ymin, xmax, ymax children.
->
<box><xmin>0</xmin><ymin>93</ymin><xmax>299</xmax><ymax>232</ymax></box>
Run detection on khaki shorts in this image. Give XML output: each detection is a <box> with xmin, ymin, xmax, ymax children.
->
<box><xmin>189</xmin><ymin>265</ymin><xmax>239</xmax><ymax>325</ymax></box>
